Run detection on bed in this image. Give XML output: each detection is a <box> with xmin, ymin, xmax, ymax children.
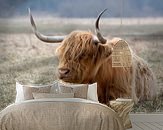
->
<box><xmin>0</xmin><ymin>81</ymin><xmax>133</xmax><ymax>130</ymax></box>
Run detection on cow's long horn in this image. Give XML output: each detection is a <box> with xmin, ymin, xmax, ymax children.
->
<box><xmin>95</xmin><ymin>9</ymin><xmax>107</xmax><ymax>44</ymax></box>
<box><xmin>28</xmin><ymin>8</ymin><xmax>65</xmax><ymax>43</ymax></box>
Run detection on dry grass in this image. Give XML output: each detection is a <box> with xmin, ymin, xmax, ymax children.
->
<box><xmin>0</xmin><ymin>18</ymin><xmax>163</xmax><ymax>112</ymax></box>
<box><xmin>0</xmin><ymin>33</ymin><xmax>59</xmax><ymax>109</ymax></box>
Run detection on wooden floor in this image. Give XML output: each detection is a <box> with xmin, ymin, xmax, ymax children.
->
<box><xmin>128</xmin><ymin>114</ymin><xmax>163</xmax><ymax>130</ymax></box>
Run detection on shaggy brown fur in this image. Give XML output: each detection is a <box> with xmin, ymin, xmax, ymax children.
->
<box><xmin>56</xmin><ymin>31</ymin><xmax>157</xmax><ymax>104</ymax></box>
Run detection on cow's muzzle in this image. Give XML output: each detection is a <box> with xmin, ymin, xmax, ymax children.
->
<box><xmin>58</xmin><ymin>68</ymin><xmax>70</xmax><ymax>79</ymax></box>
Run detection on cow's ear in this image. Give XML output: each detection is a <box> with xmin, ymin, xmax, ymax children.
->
<box><xmin>93</xmin><ymin>40</ymin><xmax>99</xmax><ymax>46</ymax></box>
<box><xmin>98</xmin><ymin>44</ymin><xmax>112</xmax><ymax>59</ymax></box>
<box><xmin>105</xmin><ymin>45</ymin><xmax>113</xmax><ymax>58</ymax></box>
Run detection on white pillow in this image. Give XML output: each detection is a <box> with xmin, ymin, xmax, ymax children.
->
<box><xmin>50</xmin><ymin>81</ymin><xmax>99</xmax><ymax>102</ymax></box>
<box><xmin>15</xmin><ymin>81</ymin><xmax>57</xmax><ymax>103</ymax></box>
<box><xmin>55</xmin><ymin>82</ymin><xmax>87</xmax><ymax>99</ymax></box>
<box><xmin>87</xmin><ymin>83</ymin><xmax>99</xmax><ymax>102</ymax></box>
<box><xmin>33</xmin><ymin>93</ymin><xmax>74</xmax><ymax>99</ymax></box>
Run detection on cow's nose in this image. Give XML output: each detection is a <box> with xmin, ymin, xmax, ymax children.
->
<box><xmin>58</xmin><ymin>68</ymin><xmax>70</xmax><ymax>76</ymax></box>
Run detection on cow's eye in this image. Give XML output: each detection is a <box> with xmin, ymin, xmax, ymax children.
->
<box><xmin>78</xmin><ymin>53</ymin><xmax>87</xmax><ymax>60</ymax></box>
<box><xmin>81</xmin><ymin>53</ymin><xmax>86</xmax><ymax>57</ymax></box>
<box><xmin>94</xmin><ymin>41</ymin><xmax>98</xmax><ymax>46</ymax></box>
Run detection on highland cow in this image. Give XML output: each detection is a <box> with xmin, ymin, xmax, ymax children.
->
<box><xmin>29</xmin><ymin>9</ymin><xmax>157</xmax><ymax>104</ymax></box>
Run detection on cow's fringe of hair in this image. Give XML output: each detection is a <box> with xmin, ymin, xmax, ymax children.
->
<box><xmin>57</xmin><ymin>31</ymin><xmax>97</xmax><ymax>62</ymax></box>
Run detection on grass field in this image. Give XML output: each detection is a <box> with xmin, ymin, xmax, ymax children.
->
<box><xmin>0</xmin><ymin>17</ymin><xmax>163</xmax><ymax>112</ymax></box>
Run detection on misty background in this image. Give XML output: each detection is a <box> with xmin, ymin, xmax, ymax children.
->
<box><xmin>0</xmin><ymin>0</ymin><xmax>163</xmax><ymax>18</ymax></box>
<box><xmin>0</xmin><ymin>0</ymin><xmax>163</xmax><ymax>113</ymax></box>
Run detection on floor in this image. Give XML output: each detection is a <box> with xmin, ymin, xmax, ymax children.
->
<box><xmin>128</xmin><ymin>114</ymin><xmax>163</xmax><ymax>130</ymax></box>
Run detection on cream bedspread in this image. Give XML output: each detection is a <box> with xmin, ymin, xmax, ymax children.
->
<box><xmin>0</xmin><ymin>98</ymin><xmax>125</xmax><ymax>130</ymax></box>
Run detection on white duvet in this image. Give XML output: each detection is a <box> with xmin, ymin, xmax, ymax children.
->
<box><xmin>0</xmin><ymin>98</ymin><xmax>125</xmax><ymax>130</ymax></box>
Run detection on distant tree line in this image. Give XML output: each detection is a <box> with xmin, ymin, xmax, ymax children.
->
<box><xmin>0</xmin><ymin>0</ymin><xmax>163</xmax><ymax>18</ymax></box>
